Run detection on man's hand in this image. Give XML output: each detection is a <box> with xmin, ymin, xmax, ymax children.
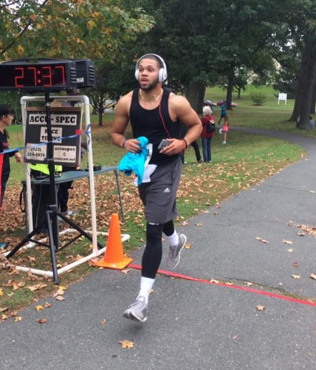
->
<box><xmin>14</xmin><ymin>152</ymin><xmax>23</xmax><ymax>163</ymax></box>
<box><xmin>159</xmin><ymin>138</ymin><xmax>186</xmax><ymax>156</ymax></box>
<box><xmin>124</xmin><ymin>139</ymin><xmax>141</xmax><ymax>153</ymax></box>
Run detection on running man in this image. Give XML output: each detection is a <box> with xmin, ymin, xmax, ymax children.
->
<box><xmin>111</xmin><ymin>53</ymin><xmax>202</xmax><ymax>322</ymax></box>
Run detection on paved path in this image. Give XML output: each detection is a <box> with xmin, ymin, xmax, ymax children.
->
<box><xmin>1</xmin><ymin>128</ymin><xmax>316</xmax><ymax>370</ymax></box>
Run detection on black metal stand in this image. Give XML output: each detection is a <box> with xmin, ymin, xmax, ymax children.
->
<box><xmin>6</xmin><ymin>92</ymin><xmax>104</xmax><ymax>284</ymax></box>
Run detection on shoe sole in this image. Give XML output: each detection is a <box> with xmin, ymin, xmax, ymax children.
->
<box><xmin>168</xmin><ymin>234</ymin><xmax>187</xmax><ymax>270</ymax></box>
<box><xmin>123</xmin><ymin>309</ymin><xmax>147</xmax><ymax>323</ymax></box>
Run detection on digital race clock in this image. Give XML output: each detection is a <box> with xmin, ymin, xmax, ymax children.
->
<box><xmin>0</xmin><ymin>58</ymin><xmax>95</xmax><ymax>91</ymax></box>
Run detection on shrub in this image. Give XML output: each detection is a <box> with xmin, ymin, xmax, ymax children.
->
<box><xmin>250</xmin><ymin>91</ymin><xmax>267</xmax><ymax>106</ymax></box>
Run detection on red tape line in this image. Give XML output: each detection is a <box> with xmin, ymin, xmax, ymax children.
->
<box><xmin>128</xmin><ymin>264</ymin><xmax>316</xmax><ymax>308</ymax></box>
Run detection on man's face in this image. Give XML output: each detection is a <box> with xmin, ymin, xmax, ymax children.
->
<box><xmin>138</xmin><ymin>58</ymin><xmax>160</xmax><ymax>91</ymax></box>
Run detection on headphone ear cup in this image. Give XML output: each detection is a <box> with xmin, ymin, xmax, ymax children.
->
<box><xmin>158</xmin><ymin>68</ymin><xmax>167</xmax><ymax>82</ymax></box>
<box><xmin>135</xmin><ymin>69</ymin><xmax>139</xmax><ymax>81</ymax></box>
<box><xmin>158</xmin><ymin>68</ymin><xmax>164</xmax><ymax>82</ymax></box>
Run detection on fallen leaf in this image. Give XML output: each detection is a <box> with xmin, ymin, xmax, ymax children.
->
<box><xmin>88</xmin><ymin>258</ymin><xmax>99</xmax><ymax>266</ymax></box>
<box><xmin>292</xmin><ymin>262</ymin><xmax>299</xmax><ymax>268</ymax></box>
<box><xmin>310</xmin><ymin>273</ymin><xmax>316</xmax><ymax>280</ymax></box>
<box><xmin>26</xmin><ymin>283</ymin><xmax>47</xmax><ymax>291</ymax></box>
<box><xmin>37</xmin><ymin>318</ymin><xmax>48</xmax><ymax>324</ymax></box>
<box><xmin>256</xmin><ymin>237</ymin><xmax>268</xmax><ymax>244</ymax></box>
<box><xmin>185</xmin><ymin>243</ymin><xmax>191</xmax><ymax>249</ymax></box>
<box><xmin>232</xmin><ymin>335</ymin><xmax>239</xmax><ymax>340</ymax></box>
<box><xmin>0</xmin><ymin>288</ymin><xmax>3</xmax><ymax>296</ymax></box>
<box><xmin>100</xmin><ymin>319</ymin><xmax>107</xmax><ymax>325</ymax></box>
<box><xmin>181</xmin><ymin>221</ymin><xmax>189</xmax><ymax>226</ymax></box>
<box><xmin>0</xmin><ymin>307</ymin><xmax>8</xmax><ymax>313</ymax></box>
<box><xmin>118</xmin><ymin>340</ymin><xmax>135</xmax><ymax>349</ymax></box>
<box><xmin>210</xmin><ymin>279</ymin><xmax>219</xmax><ymax>284</ymax></box>
<box><xmin>287</xmin><ymin>249</ymin><xmax>293</xmax><ymax>253</ymax></box>
<box><xmin>256</xmin><ymin>305</ymin><xmax>265</xmax><ymax>311</ymax></box>
<box><xmin>35</xmin><ymin>305</ymin><xmax>44</xmax><ymax>311</ymax></box>
<box><xmin>225</xmin><ymin>282</ymin><xmax>233</xmax><ymax>286</ymax></box>
<box><xmin>292</xmin><ymin>274</ymin><xmax>300</xmax><ymax>279</ymax></box>
<box><xmin>27</xmin><ymin>256</ymin><xmax>36</xmax><ymax>262</ymax></box>
<box><xmin>55</xmin><ymin>296</ymin><xmax>65</xmax><ymax>301</ymax></box>
<box><xmin>246</xmin><ymin>282</ymin><xmax>253</xmax><ymax>286</ymax></box>
<box><xmin>297</xmin><ymin>232</ymin><xmax>305</xmax><ymax>237</ymax></box>
<box><xmin>44</xmin><ymin>302</ymin><xmax>51</xmax><ymax>308</ymax></box>
<box><xmin>12</xmin><ymin>282</ymin><xmax>20</xmax><ymax>291</ymax></box>
<box><xmin>283</xmin><ymin>240</ymin><xmax>293</xmax><ymax>245</ymax></box>
<box><xmin>195</xmin><ymin>223</ymin><xmax>203</xmax><ymax>227</ymax></box>
<box><xmin>213</xmin><ymin>212</ymin><xmax>218</xmax><ymax>215</ymax></box>
<box><xmin>54</xmin><ymin>289</ymin><xmax>65</xmax><ymax>297</ymax></box>
<box><xmin>1</xmin><ymin>314</ymin><xmax>8</xmax><ymax>321</ymax></box>
<box><xmin>121</xmin><ymin>269</ymin><xmax>130</xmax><ymax>275</ymax></box>
<box><xmin>14</xmin><ymin>316</ymin><xmax>22</xmax><ymax>322</ymax></box>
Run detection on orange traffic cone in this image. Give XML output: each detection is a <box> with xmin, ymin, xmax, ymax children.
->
<box><xmin>94</xmin><ymin>213</ymin><xmax>132</xmax><ymax>269</ymax></box>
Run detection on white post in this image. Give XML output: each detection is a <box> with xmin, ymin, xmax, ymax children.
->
<box><xmin>21</xmin><ymin>98</ymin><xmax>33</xmax><ymax>233</ymax></box>
<box><xmin>82</xmin><ymin>96</ymin><xmax>98</xmax><ymax>255</ymax></box>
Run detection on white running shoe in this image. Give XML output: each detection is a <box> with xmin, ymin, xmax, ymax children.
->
<box><xmin>123</xmin><ymin>296</ymin><xmax>148</xmax><ymax>323</ymax></box>
<box><xmin>166</xmin><ymin>234</ymin><xmax>187</xmax><ymax>269</ymax></box>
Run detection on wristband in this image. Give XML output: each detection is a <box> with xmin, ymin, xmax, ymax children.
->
<box><xmin>182</xmin><ymin>138</ymin><xmax>188</xmax><ymax>149</ymax></box>
<box><xmin>122</xmin><ymin>139</ymin><xmax>127</xmax><ymax>148</ymax></box>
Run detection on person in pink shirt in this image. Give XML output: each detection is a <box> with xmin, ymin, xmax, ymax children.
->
<box><xmin>222</xmin><ymin>115</ymin><xmax>229</xmax><ymax>144</ymax></box>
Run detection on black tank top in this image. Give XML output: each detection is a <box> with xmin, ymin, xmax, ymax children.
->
<box><xmin>130</xmin><ymin>87</ymin><xmax>180</xmax><ymax>165</ymax></box>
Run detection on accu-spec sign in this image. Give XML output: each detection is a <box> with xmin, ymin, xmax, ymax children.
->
<box><xmin>24</xmin><ymin>107</ymin><xmax>82</xmax><ymax>167</ymax></box>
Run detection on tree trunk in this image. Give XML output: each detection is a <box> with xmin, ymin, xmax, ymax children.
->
<box><xmin>310</xmin><ymin>79</ymin><xmax>316</xmax><ymax>114</ymax></box>
<box><xmin>226</xmin><ymin>75</ymin><xmax>234</xmax><ymax>110</ymax></box>
<box><xmin>290</xmin><ymin>39</ymin><xmax>316</xmax><ymax>128</ymax></box>
<box><xmin>184</xmin><ymin>81</ymin><xmax>206</xmax><ymax>115</ymax></box>
<box><xmin>237</xmin><ymin>87</ymin><xmax>241</xmax><ymax>99</ymax></box>
<box><xmin>98</xmin><ymin>109</ymin><xmax>103</xmax><ymax>126</ymax></box>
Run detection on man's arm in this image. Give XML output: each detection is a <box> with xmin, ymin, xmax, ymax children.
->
<box><xmin>160</xmin><ymin>95</ymin><xmax>202</xmax><ymax>156</ymax></box>
<box><xmin>111</xmin><ymin>94</ymin><xmax>140</xmax><ymax>153</ymax></box>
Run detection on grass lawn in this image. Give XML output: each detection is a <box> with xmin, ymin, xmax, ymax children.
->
<box><xmin>205</xmin><ymin>86</ymin><xmax>316</xmax><ymax>136</ymax></box>
<box><xmin>0</xmin><ymin>86</ymin><xmax>307</xmax><ymax>317</ymax></box>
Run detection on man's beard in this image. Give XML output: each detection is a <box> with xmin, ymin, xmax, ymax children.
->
<box><xmin>140</xmin><ymin>78</ymin><xmax>159</xmax><ymax>92</ymax></box>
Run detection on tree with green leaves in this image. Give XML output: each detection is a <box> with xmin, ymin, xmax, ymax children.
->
<box><xmin>0</xmin><ymin>0</ymin><xmax>154</xmax><ymax>61</ymax></box>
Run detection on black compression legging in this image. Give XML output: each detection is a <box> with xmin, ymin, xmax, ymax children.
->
<box><xmin>142</xmin><ymin>220</ymin><xmax>175</xmax><ymax>279</ymax></box>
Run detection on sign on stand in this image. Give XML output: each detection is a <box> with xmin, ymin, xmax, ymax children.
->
<box><xmin>24</xmin><ymin>107</ymin><xmax>82</xmax><ymax>167</ymax></box>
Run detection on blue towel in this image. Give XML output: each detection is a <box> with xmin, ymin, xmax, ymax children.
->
<box><xmin>118</xmin><ymin>136</ymin><xmax>149</xmax><ymax>185</ymax></box>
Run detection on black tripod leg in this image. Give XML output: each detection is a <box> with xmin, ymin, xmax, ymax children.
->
<box><xmin>57</xmin><ymin>212</ymin><xmax>104</xmax><ymax>249</ymax></box>
<box><xmin>46</xmin><ymin>210</ymin><xmax>59</xmax><ymax>285</ymax></box>
<box><xmin>6</xmin><ymin>221</ymin><xmax>47</xmax><ymax>259</ymax></box>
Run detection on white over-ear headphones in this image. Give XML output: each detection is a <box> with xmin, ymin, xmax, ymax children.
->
<box><xmin>135</xmin><ymin>53</ymin><xmax>167</xmax><ymax>83</ymax></box>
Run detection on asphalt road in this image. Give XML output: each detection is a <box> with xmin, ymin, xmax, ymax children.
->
<box><xmin>1</xmin><ymin>128</ymin><xmax>316</xmax><ymax>370</ymax></box>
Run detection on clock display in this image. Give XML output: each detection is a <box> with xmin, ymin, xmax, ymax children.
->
<box><xmin>0</xmin><ymin>59</ymin><xmax>78</xmax><ymax>91</ymax></box>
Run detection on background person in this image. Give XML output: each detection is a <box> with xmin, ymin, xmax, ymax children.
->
<box><xmin>222</xmin><ymin>115</ymin><xmax>229</xmax><ymax>144</ymax></box>
<box><xmin>0</xmin><ymin>104</ymin><xmax>23</xmax><ymax>248</ymax></box>
<box><xmin>200</xmin><ymin>106</ymin><xmax>216</xmax><ymax>162</ymax></box>
<box><xmin>111</xmin><ymin>53</ymin><xmax>201</xmax><ymax>322</ymax></box>
<box><xmin>179</xmin><ymin>123</ymin><xmax>202</xmax><ymax>164</ymax></box>
<box><xmin>218</xmin><ymin>101</ymin><xmax>227</xmax><ymax>125</ymax></box>
<box><xmin>309</xmin><ymin>116</ymin><xmax>315</xmax><ymax>130</ymax></box>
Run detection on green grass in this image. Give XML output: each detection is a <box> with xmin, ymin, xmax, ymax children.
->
<box><xmin>205</xmin><ymin>85</ymin><xmax>316</xmax><ymax>136</ymax></box>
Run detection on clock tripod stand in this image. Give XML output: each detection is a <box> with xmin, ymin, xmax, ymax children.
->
<box><xmin>6</xmin><ymin>91</ymin><xmax>104</xmax><ymax>284</ymax></box>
